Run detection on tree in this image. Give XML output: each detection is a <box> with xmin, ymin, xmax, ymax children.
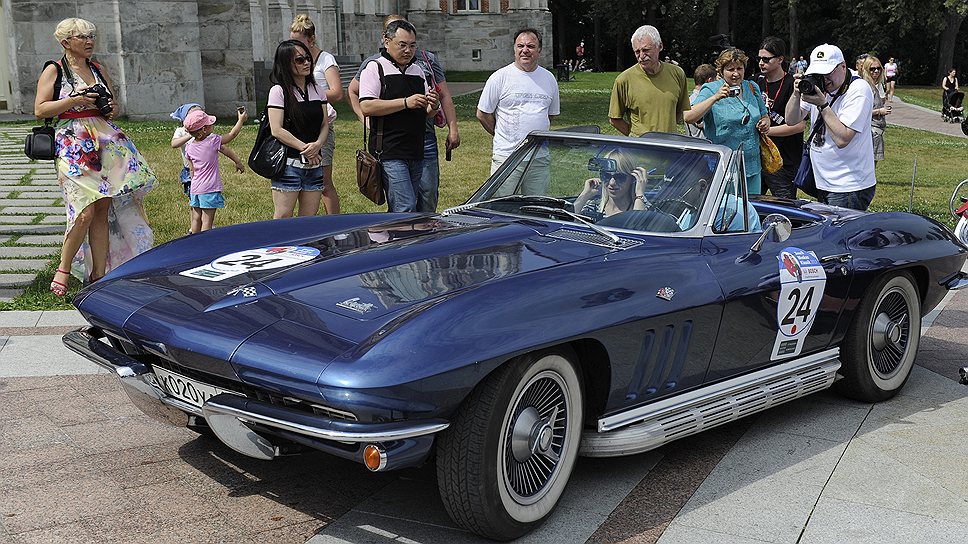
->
<box><xmin>937</xmin><ymin>1</ymin><xmax>968</xmax><ymax>82</ymax></box>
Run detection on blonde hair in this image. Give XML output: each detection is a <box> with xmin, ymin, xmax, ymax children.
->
<box><xmin>54</xmin><ymin>18</ymin><xmax>96</xmax><ymax>42</ymax></box>
<box><xmin>290</xmin><ymin>14</ymin><xmax>315</xmax><ymax>38</ymax></box>
<box><xmin>715</xmin><ymin>48</ymin><xmax>748</xmax><ymax>74</ymax></box>
<box><xmin>861</xmin><ymin>55</ymin><xmax>884</xmax><ymax>87</ymax></box>
<box><xmin>383</xmin><ymin>14</ymin><xmax>405</xmax><ymax>30</ymax></box>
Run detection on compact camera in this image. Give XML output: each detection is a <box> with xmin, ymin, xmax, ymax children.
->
<box><xmin>85</xmin><ymin>84</ymin><xmax>113</xmax><ymax>116</ymax></box>
<box><xmin>797</xmin><ymin>74</ymin><xmax>826</xmax><ymax>96</ymax></box>
<box><xmin>727</xmin><ymin>86</ymin><xmax>741</xmax><ymax>97</ymax></box>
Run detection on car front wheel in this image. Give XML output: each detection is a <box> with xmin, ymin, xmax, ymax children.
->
<box><xmin>837</xmin><ymin>272</ymin><xmax>921</xmax><ymax>402</ymax></box>
<box><xmin>436</xmin><ymin>347</ymin><xmax>584</xmax><ymax>541</ymax></box>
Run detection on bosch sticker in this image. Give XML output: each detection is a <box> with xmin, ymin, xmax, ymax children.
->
<box><xmin>771</xmin><ymin>247</ymin><xmax>826</xmax><ymax>359</ymax></box>
<box><xmin>179</xmin><ymin>246</ymin><xmax>320</xmax><ymax>282</ymax></box>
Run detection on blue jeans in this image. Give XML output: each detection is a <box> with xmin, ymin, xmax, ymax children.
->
<box><xmin>418</xmin><ymin>131</ymin><xmax>439</xmax><ymax>212</ymax></box>
<box><xmin>817</xmin><ymin>185</ymin><xmax>876</xmax><ymax>211</ymax></box>
<box><xmin>383</xmin><ymin>159</ymin><xmax>424</xmax><ymax>212</ymax></box>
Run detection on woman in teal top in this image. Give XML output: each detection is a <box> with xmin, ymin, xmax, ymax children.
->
<box><xmin>685</xmin><ymin>47</ymin><xmax>770</xmax><ymax>194</ymax></box>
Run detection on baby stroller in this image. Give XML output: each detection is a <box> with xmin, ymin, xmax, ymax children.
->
<box><xmin>942</xmin><ymin>89</ymin><xmax>964</xmax><ymax>122</ymax></box>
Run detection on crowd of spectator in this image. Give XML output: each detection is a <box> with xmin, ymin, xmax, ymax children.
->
<box><xmin>33</xmin><ymin>16</ymin><xmax>897</xmax><ymax>298</ymax></box>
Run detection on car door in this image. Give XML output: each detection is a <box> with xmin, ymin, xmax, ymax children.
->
<box><xmin>701</xmin><ymin>151</ymin><xmax>853</xmax><ymax>382</ymax></box>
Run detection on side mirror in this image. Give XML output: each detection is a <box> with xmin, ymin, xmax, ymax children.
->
<box><xmin>750</xmin><ymin>213</ymin><xmax>793</xmax><ymax>253</ymax></box>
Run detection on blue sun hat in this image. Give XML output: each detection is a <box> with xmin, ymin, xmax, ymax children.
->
<box><xmin>170</xmin><ymin>103</ymin><xmax>202</xmax><ymax>122</ymax></box>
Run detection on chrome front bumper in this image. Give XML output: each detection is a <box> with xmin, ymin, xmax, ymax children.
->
<box><xmin>63</xmin><ymin>327</ymin><xmax>448</xmax><ymax>466</ymax></box>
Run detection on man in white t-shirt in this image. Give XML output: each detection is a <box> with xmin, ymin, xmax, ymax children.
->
<box><xmin>785</xmin><ymin>43</ymin><xmax>876</xmax><ymax>211</ymax></box>
<box><xmin>477</xmin><ymin>28</ymin><xmax>560</xmax><ymax>178</ymax></box>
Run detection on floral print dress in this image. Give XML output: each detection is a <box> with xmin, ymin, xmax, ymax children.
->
<box><xmin>54</xmin><ymin>64</ymin><xmax>156</xmax><ymax>280</ymax></box>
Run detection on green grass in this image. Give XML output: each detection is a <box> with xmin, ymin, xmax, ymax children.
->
<box><xmin>2</xmin><ymin>73</ymin><xmax>966</xmax><ymax>309</ymax></box>
<box><xmin>895</xmin><ymin>86</ymin><xmax>943</xmax><ymax>112</ymax></box>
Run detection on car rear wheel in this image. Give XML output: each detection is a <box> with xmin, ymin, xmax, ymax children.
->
<box><xmin>837</xmin><ymin>272</ymin><xmax>920</xmax><ymax>402</ymax></box>
<box><xmin>436</xmin><ymin>347</ymin><xmax>583</xmax><ymax>541</ymax></box>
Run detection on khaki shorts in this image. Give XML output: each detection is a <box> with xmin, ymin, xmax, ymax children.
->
<box><xmin>320</xmin><ymin>125</ymin><xmax>336</xmax><ymax>167</ymax></box>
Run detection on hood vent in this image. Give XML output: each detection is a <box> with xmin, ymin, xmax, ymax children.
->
<box><xmin>547</xmin><ymin>229</ymin><xmax>641</xmax><ymax>249</ymax></box>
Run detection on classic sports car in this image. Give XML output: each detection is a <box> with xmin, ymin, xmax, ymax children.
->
<box><xmin>65</xmin><ymin>131</ymin><xmax>968</xmax><ymax>540</ymax></box>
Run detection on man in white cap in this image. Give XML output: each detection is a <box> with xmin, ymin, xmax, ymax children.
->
<box><xmin>785</xmin><ymin>43</ymin><xmax>875</xmax><ymax>211</ymax></box>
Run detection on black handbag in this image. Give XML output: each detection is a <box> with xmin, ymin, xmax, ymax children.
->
<box><xmin>247</xmin><ymin>110</ymin><xmax>286</xmax><ymax>179</ymax></box>
<box><xmin>24</xmin><ymin>119</ymin><xmax>56</xmax><ymax>161</ymax></box>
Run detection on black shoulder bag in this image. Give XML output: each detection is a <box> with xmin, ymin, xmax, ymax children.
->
<box><xmin>248</xmin><ymin>109</ymin><xmax>287</xmax><ymax>179</ymax></box>
<box><xmin>24</xmin><ymin>60</ymin><xmax>62</xmax><ymax>161</ymax></box>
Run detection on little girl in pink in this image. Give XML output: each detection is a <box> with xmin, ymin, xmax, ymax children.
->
<box><xmin>183</xmin><ymin>109</ymin><xmax>245</xmax><ymax>232</ymax></box>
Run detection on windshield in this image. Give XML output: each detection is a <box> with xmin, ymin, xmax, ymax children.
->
<box><xmin>470</xmin><ymin>138</ymin><xmax>722</xmax><ymax>234</ymax></box>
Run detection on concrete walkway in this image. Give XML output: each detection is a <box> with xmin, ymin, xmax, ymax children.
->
<box><xmin>0</xmin><ymin>126</ymin><xmax>63</xmax><ymax>302</ymax></box>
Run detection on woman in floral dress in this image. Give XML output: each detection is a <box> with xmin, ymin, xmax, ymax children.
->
<box><xmin>33</xmin><ymin>17</ymin><xmax>156</xmax><ymax>295</ymax></box>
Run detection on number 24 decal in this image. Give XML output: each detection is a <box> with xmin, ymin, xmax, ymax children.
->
<box><xmin>781</xmin><ymin>286</ymin><xmax>815</xmax><ymax>326</ymax></box>
<box><xmin>216</xmin><ymin>254</ymin><xmax>283</xmax><ymax>269</ymax></box>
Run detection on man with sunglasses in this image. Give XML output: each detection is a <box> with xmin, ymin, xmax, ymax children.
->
<box><xmin>785</xmin><ymin>43</ymin><xmax>876</xmax><ymax>211</ymax></box>
<box><xmin>756</xmin><ymin>36</ymin><xmax>805</xmax><ymax>199</ymax></box>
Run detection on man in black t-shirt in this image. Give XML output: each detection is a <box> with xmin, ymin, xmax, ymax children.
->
<box><xmin>756</xmin><ymin>36</ymin><xmax>805</xmax><ymax>199</ymax></box>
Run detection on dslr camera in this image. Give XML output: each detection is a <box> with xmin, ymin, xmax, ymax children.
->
<box><xmin>797</xmin><ymin>74</ymin><xmax>826</xmax><ymax>96</ymax></box>
<box><xmin>85</xmin><ymin>84</ymin><xmax>113</xmax><ymax>116</ymax></box>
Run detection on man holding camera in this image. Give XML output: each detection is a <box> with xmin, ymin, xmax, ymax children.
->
<box><xmin>785</xmin><ymin>44</ymin><xmax>876</xmax><ymax>211</ymax></box>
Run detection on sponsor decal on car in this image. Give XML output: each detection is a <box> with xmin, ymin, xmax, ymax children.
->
<box><xmin>179</xmin><ymin>246</ymin><xmax>321</xmax><ymax>282</ymax></box>
<box><xmin>771</xmin><ymin>247</ymin><xmax>827</xmax><ymax>359</ymax></box>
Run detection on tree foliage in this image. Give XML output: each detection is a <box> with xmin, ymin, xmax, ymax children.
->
<box><xmin>551</xmin><ymin>0</ymin><xmax>968</xmax><ymax>84</ymax></box>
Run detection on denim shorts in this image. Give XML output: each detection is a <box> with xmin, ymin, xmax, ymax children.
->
<box><xmin>189</xmin><ymin>191</ymin><xmax>225</xmax><ymax>209</ymax></box>
<box><xmin>271</xmin><ymin>163</ymin><xmax>325</xmax><ymax>193</ymax></box>
<box><xmin>180</xmin><ymin>167</ymin><xmax>191</xmax><ymax>197</ymax></box>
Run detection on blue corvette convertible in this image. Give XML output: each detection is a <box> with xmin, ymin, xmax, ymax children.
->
<box><xmin>65</xmin><ymin>131</ymin><xmax>968</xmax><ymax>540</ymax></box>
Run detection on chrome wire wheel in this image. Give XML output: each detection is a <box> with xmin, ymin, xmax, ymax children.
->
<box><xmin>868</xmin><ymin>288</ymin><xmax>912</xmax><ymax>380</ymax></box>
<box><xmin>502</xmin><ymin>370</ymin><xmax>569</xmax><ymax>505</ymax></box>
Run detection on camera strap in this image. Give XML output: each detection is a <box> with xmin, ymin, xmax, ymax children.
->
<box><xmin>811</xmin><ymin>75</ymin><xmax>860</xmax><ymax>146</ymax></box>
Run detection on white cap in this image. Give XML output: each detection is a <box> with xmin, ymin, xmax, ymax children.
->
<box><xmin>805</xmin><ymin>44</ymin><xmax>845</xmax><ymax>75</ymax></box>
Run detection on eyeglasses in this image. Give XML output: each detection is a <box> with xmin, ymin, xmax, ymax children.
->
<box><xmin>601</xmin><ymin>171</ymin><xmax>630</xmax><ymax>184</ymax></box>
<box><xmin>389</xmin><ymin>40</ymin><xmax>417</xmax><ymax>51</ymax></box>
<box><xmin>293</xmin><ymin>55</ymin><xmax>312</xmax><ymax>64</ymax></box>
<box><xmin>870</xmin><ymin>66</ymin><xmax>883</xmax><ymax>71</ymax></box>
<box><xmin>757</xmin><ymin>55</ymin><xmax>777</xmax><ymax>63</ymax></box>
<box><xmin>70</xmin><ymin>34</ymin><xmax>97</xmax><ymax>41</ymax></box>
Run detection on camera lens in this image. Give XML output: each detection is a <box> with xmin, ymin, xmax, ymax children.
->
<box><xmin>797</xmin><ymin>79</ymin><xmax>815</xmax><ymax>95</ymax></box>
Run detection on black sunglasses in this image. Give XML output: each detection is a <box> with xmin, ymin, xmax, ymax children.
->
<box><xmin>870</xmin><ymin>66</ymin><xmax>883</xmax><ymax>71</ymax></box>
<box><xmin>757</xmin><ymin>55</ymin><xmax>777</xmax><ymax>63</ymax></box>
<box><xmin>601</xmin><ymin>171</ymin><xmax>630</xmax><ymax>184</ymax></box>
<box><xmin>293</xmin><ymin>55</ymin><xmax>312</xmax><ymax>64</ymax></box>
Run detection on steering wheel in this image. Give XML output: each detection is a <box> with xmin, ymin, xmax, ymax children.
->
<box><xmin>650</xmin><ymin>198</ymin><xmax>699</xmax><ymax>218</ymax></box>
<box><xmin>949</xmin><ymin>179</ymin><xmax>968</xmax><ymax>218</ymax></box>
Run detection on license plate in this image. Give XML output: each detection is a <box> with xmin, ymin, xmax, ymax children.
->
<box><xmin>153</xmin><ymin>367</ymin><xmax>239</xmax><ymax>408</ymax></box>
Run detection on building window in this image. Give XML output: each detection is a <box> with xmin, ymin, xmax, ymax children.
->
<box><xmin>457</xmin><ymin>0</ymin><xmax>481</xmax><ymax>11</ymax></box>
<box><xmin>472</xmin><ymin>49</ymin><xmax>482</xmax><ymax>61</ymax></box>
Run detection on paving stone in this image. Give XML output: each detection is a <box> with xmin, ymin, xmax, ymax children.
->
<box><xmin>15</xmin><ymin>235</ymin><xmax>62</xmax><ymax>245</ymax></box>
<box><xmin>0</xmin><ymin>199</ymin><xmax>57</xmax><ymax>206</ymax></box>
<box><xmin>18</xmin><ymin>192</ymin><xmax>62</xmax><ymax>199</ymax></box>
<box><xmin>0</xmin><ymin>274</ymin><xmax>35</xmax><ymax>287</ymax></box>
<box><xmin>0</xmin><ymin>247</ymin><xmax>57</xmax><ymax>258</ymax></box>
<box><xmin>39</xmin><ymin>216</ymin><xmax>65</xmax><ymax>224</ymax></box>
<box><xmin>2</xmin><ymin>207</ymin><xmax>62</xmax><ymax>214</ymax></box>
<box><xmin>0</xmin><ymin>288</ymin><xmax>24</xmax><ymax>302</ymax></box>
<box><xmin>0</xmin><ymin>225</ymin><xmax>61</xmax><ymax>235</ymax></box>
<box><xmin>0</xmin><ymin>259</ymin><xmax>48</xmax><ymax>271</ymax></box>
<box><xmin>0</xmin><ymin>216</ymin><xmax>38</xmax><ymax>224</ymax></box>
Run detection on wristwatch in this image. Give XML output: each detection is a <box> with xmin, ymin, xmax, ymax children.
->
<box><xmin>818</xmin><ymin>103</ymin><xmax>829</xmax><ymax>112</ymax></box>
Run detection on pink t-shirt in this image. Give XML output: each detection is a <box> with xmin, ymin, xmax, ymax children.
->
<box><xmin>184</xmin><ymin>134</ymin><xmax>223</xmax><ymax>195</ymax></box>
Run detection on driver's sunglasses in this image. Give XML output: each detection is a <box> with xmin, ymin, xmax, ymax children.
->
<box><xmin>601</xmin><ymin>171</ymin><xmax>630</xmax><ymax>184</ymax></box>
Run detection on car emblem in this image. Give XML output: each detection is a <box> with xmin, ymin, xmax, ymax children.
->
<box><xmin>226</xmin><ymin>286</ymin><xmax>258</xmax><ymax>297</ymax></box>
<box><xmin>656</xmin><ymin>287</ymin><xmax>675</xmax><ymax>301</ymax></box>
<box><xmin>337</xmin><ymin>297</ymin><xmax>376</xmax><ymax>314</ymax></box>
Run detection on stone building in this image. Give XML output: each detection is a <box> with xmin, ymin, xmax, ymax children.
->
<box><xmin>0</xmin><ymin>0</ymin><xmax>551</xmax><ymax>120</ymax></box>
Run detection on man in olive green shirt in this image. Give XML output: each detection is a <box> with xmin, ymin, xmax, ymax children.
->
<box><xmin>608</xmin><ymin>25</ymin><xmax>691</xmax><ymax>136</ymax></box>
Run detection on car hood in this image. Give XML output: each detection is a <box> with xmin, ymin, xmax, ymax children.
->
<box><xmin>76</xmin><ymin>214</ymin><xmax>620</xmax><ymax>380</ymax></box>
